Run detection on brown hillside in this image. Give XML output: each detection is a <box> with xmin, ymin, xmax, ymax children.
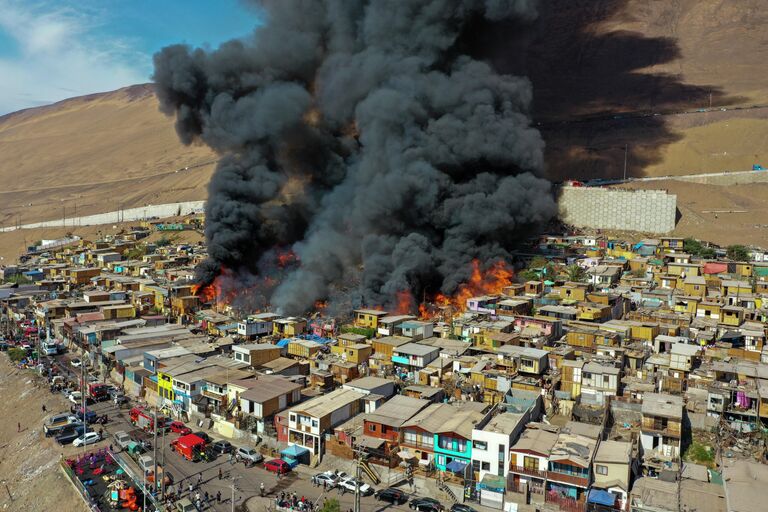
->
<box><xmin>0</xmin><ymin>84</ymin><xmax>216</xmax><ymax>227</ymax></box>
<box><xmin>476</xmin><ymin>0</ymin><xmax>768</xmax><ymax>180</ymax></box>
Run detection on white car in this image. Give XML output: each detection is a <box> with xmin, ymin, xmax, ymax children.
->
<box><xmin>68</xmin><ymin>391</ymin><xmax>83</xmax><ymax>404</ymax></box>
<box><xmin>70</xmin><ymin>358</ymin><xmax>82</xmax><ymax>368</ymax></box>
<box><xmin>339</xmin><ymin>477</ymin><xmax>373</xmax><ymax>495</ymax></box>
<box><xmin>72</xmin><ymin>431</ymin><xmax>101</xmax><ymax>447</ymax></box>
<box><xmin>312</xmin><ymin>471</ymin><xmax>339</xmax><ymax>488</ymax></box>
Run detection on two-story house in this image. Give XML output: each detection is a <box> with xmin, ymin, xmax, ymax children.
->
<box><xmin>547</xmin><ymin>431</ymin><xmax>598</xmax><ymax>501</ymax></box>
<box><xmin>591</xmin><ymin>440</ymin><xmax>633</xmax><ymax>510</ymax></box>
<box><xmin>238</xmin><ymin>375</ymin><xmax>302</xmax><ymax>434</ymax></box>
<box><xmin>580</xmin><ymin>362</ymin><xmax>621</xmax><ymax>405</ymax></box>
<box><xmin>391</xmin><ymin>343</ymin><xmax>440</xmax><ymax>378</ymax></box>
<box><xmin>509</xmin><ymin>423</ymin><xmax>560</xmax><ymax>497</ymax></box>
<box><xmin>640</xmin><ymin>393</ymin><xmax>683</xmax><ymax>462</ymax></box>
<box><xmin>362</xmin><ymin>395</ymin><xmax>431</xmax><ymax>454</ymax></box>
<box><xmin>286</xmin><ymin>387</ymin><xmax>364</xmax><ymax>460</ymax></box>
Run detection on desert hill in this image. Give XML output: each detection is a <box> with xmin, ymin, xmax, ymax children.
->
<box><xmin>0</xmin><ymin>84</ymin><xmax>216</xmax><ymax>227</ymax></box>
<box><xmin>1</xmin><ymin>1</ymin><xmax>768</xmax><ymax>248</ymax></box>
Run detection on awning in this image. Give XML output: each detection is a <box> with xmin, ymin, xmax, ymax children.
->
<box><xmin>281</xmin><ymin>444</ymin><xmax>309</xmax><ymax>458</ymax></box>
<box><xmin>446</xmin><ymin>459</ymin><xmax>468</xmax><ymax>473</ymax></box>
<box><xmin>356</xmin><ymin>436</ymin><xmax>385</xmax><ymax>450</ymax></box>
<box><xmin>588</xmin><ymin>489</ymin><xmax>617</xmax><ymax>506</ymax></box>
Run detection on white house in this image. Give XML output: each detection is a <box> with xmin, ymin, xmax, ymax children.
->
<box><xmin>472</xmin><ymin>411</ymin><xmax>531</xmax><ymax>485</ymax></box>
<box><xmin>237</xmin><ymin>312</ymin><xmax>281</xmax><ymax>338</ymax></box>
<box><xmin>580</xmin><ymin>362</ymin><xmax>621</xmax><ymax>405</ymax></box>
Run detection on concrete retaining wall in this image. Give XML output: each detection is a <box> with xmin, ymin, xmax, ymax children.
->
<box><xmin>0</xmin><ymin>201</ymin><xmax>205</xmax><ymax>232</ymax></box>
<box><xmin>559</xmin><ymin>186</ymin><xmax>676</xmax><ymax>233</ymax></box>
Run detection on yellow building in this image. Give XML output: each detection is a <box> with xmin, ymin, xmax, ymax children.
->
<box><xmin>557</xmin><ymin>283</ymin><xmax>588</xmax><ymax>302</ymax></box>
<box><xmin>682</xmin><ymin>276</ymin><xmax>706</xmax><ymax>297</ymax></box>
<box><xmin>353</xmin><ymin>309</ymin><xmax>388</xmax><ymax>330</ymax></box>
<box><xmin>273</xmin><ymin>317</ymin><xmax>307</xmax><ymax>337</ymax></box>
<box><xmin>629</xmin><ymin>323</ymin><xmax>659</xmax><ymax>343</ymax></box>
<box><xmin>577</xmin><ymin>303</ymin><xmax>612</xmax><ymax>323</ymax></box>
<box><xmin>722</xmin><ymin>280</ymin><xmax>752</xmax><ymax>297</ymax></box>
<box><xmin>156</xmin><ymin>372</ymin><xmax>175</xmax><ymax>402</ymax></box>
<box><xmin>721</xmin><ymin>306</ymin><xmax>745</xmax><ymax>327</ymax></box>
<box><xmin>696</xmin><ymin>301</ymin><xmax>722</xmax><ymax>322</ymax></box>
<box><xmin>330</xmin><ymin>343</ymin><xmax>373</xmax><ymax>364</ymax></box>
<box><xmin>101</xmin><ymin>304</ymin><xmax>136</xmax><ymax>320</ymax></box>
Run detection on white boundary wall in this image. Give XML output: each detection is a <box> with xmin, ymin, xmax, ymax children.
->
<box><xmin>558</xmin><ymin>187</ymin><xmax>676</xmax><ymax>233</ymax></box>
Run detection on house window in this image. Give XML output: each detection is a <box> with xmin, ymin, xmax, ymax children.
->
<box><xmin>289</xmin><ymin>414</ymin><xmax>296</xmax><ymax>423</ymax></box>
<box><xmin>523</xmin><ymin>456</ymin><xmax>538</xmax><ymax>471</ymax></box>
<box><xmin>481</xmin><ymin>462</ymin><xmax>490</xmax><ymax>471</ymax></box>
<box><xmin>596</xmin><ymin>464</ymin><xmax>608</xmax><ymax>475</ymax></box>
<box><xmin>369</xmin><ymin>424</ymin><xmax>376</xmax><ymax>432</ymax></box>
<box><xmin>312</xmin><ymin>420</ymin><xmax>318</xmax><ymax>428</ymax></box>
<box><xmin>473</xmin><ymin>441</ymin><xmax>487</xmax><ymax>451</ymax></box>
<box><xmin>190</xmin><ymin>384</ymin><xmax>196</xmax><ymax>391</ymax></box>
<box><xmin>603</xmin><ymin>375</ymin><xmax>610</xmax><ymax>385</ymax></box>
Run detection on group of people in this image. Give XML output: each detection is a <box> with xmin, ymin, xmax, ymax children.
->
<box><xmin>163</xmin><ymin>474</ymin><xmax>222</xmax><ymax>510</ymax></box>
<box><xmin>275</xmin><ymin>491</ymin><xmax>316</xmax><ymax>511</ymax></box>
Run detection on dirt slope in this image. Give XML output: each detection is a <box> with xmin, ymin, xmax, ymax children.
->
<box><xmin>0</xmin><ymin>357</ymin><xmax>87</xmax><ymax>511</ymax></box>
<box><xmin>0</xmin><ymin>84</ymin><xmax>216</xmax><ymax>227</ymax></box>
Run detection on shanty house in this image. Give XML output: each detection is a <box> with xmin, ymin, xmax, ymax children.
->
<box><xmin>640</xmin><ymin>393</ymin><xmax>683</xmax><ymax>461</ymax></box>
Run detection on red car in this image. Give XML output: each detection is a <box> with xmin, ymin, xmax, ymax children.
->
<box><xmin>169</xmin><ymin>421</ymin><xmax>192</xmax><ymax>435</ymax></box>
<box><xmin>263</xmin><ymin>459</ymin><xmax>291</xmax><ymax>475</ymax></box>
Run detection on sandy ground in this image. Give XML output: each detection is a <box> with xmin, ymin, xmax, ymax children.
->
<box><xmin>0</xmin><ymin>357</ymin><xmax>87</xmax><ymax>511</ymax></box>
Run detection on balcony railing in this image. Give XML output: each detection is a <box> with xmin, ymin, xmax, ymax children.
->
<box><xmin>547</xmin><ymin>471</ymin><xmax>589</xmax><ymax>488</ymax></box>
<box><xmin>401</xmin><ymin>440</ymin><xmax>434</xmax><ymax>451</ymax></box>
<box><xmin>641</xmin><ymin>425</ymin><xmax>682</xmax><ymax>438</ymax></box>
<box><xmin>509</xmin><ymin>464</ymin><xmax>547</xmax><ymax>480</ymax></box>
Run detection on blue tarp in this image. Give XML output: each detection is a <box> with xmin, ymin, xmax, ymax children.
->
<box><xmin>446</xmin><ymin>460</ymin><xmax>468</xmax><ymax>473</ymax></box>
<box><xmin>276</xmin><ymin>339</ymin><xmax>292</xmax><ymax>348</ymax></box>
<box><xmin>281</xmin><ymin>444</ymin><xmax>309</xmax><ymax>457</ymax></box>
<box><xmin>588</xmin><ymin>489</ymin><xmax>616</xmax><ymax>506</ymax></box>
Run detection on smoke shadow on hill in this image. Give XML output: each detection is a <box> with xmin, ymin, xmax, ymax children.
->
<box><xmin>461</xmin><ymin>0</ymin><xmax>745</xmax><ymax>180</ymax></box>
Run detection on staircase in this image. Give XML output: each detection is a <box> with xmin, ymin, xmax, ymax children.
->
<box><xmin>437</xmin><ymin>481</ymin><xmax>459</xmax><ymax>503</ymax></box>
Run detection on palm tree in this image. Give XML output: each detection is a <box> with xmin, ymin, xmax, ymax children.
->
<box><xmin>565</xmin><ymin>264</ymin><xmax>587</xmax><ymax>283</ymax></box>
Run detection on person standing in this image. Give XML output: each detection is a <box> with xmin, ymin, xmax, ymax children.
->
<box><xmin>216</xmin><ymin>490</ymin><xmax>221</xmax><ymax>504</ymax></box>
<box><xmin>218</xmin><ymin>467</ymin><xmax>222</xmax><ymax>480</ymax></box>
<box><xmin>17</xmin><ymin>422</ymin><xmax>20</xmax><ymax>432</ymax></box>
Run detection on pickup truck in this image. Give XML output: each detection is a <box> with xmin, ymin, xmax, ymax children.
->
<box><xmin>44</xmin><ymin>414</ymin><xmax>79</xmax><ymax>437</ymax></box>
<box><xmin>113</xmin><ymin>431</ymin><xmax>133</xmax><ymax>450</ymax></box>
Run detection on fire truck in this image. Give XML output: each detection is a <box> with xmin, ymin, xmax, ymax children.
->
<box><xmin>88</xmin><ymin>383</ymin><xmax>110</xmax><ymax>402</ymax></box>
<box><xmin>170</xmin><ymin>434</ymin><xmax>207</xmax><ymax>462</ymax></box>
<box><xmin>129</xmin><ymin>407</ymin><xmax>169</xmax><ymax>433</ymax></box>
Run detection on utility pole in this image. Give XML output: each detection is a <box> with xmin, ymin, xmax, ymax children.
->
<box><xmin>623</xmin><ymin>144</ymin><xmax>629</xmax><ymax>181</ymax></box>
<box><xmin>354</xmin><ymin>445</ymin><xmax>363</xmax><ymax>512</ymax></box>
<box><xmin>230</xmin><ymin>476</ymin><xmax>241</xmax><ymax>512</ymax></box>
<box><xmin>153</xmin><ymin>403</ymin><xmax>158</xmax><ymax>503</ymax></box>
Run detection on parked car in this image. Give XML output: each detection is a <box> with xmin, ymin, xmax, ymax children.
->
<box><xmin>169</xmin><ymin>421</ymin><xmax>192</xmax><ymax>435</ymax></box>
<box><xmin>175</xmin><ymin>498</ymin><xmax>197</xmax><ymax>512</ymax></box>
<box><xmin>450</xmin><ymin>505</ymin><xmax>478</xmax><ymax>512</ymax></box>
<box><xmin>339</xmin><ymin>477</ymin><xmax>374</xmax><ymax>496</ymax></box>
<box><xmin>312</xmin><ymin>471</ymin><xmax>339</xmax><ymax>488</ymax></box>
<box><xmin>375</xmin><ymin>487</ymin><xmax>408</xmax><ymax>504</ymax></box>
<box><xmin>70</xmin><ymin>358</ymin><xmax>82</xmax><ymax>368</ymax></box>
<box><xmin>75</xmin><ymin>409</ymin><xmax>98</xmax><ymax>424</ymax></box>
<box><xmin>113</xmin><ymin>431</ymin><xmax>133</xmax><ymax>450</ymax></box>
<box><xmin>211</xmin><ymin>440</ymin><xmax>233</xmax><ymax>455</ymax></box>
<box><xmin>72</xmin><ymin>431</ymin><xmax>101</xmax><ymax>447</ymax></box>
<box><xmin>55</xmin><ymin>424</ymin><xmax>88</xmax><ymax>445</ymax></box>
<box><xmin>235</xmin><ymin>446</ymin><xmax>263</xmax><ymax>465</ymax></box>
<box><xmin>410</xmin><ymin>497</ymin><xmax>444</xmax><ymax>512</ymax></box>
<box><xmin>263</xmin><ymin>459</ymin><xmax>291</xmax><ymax>475</ymax></box>
<box><xmin>193</xmin><ymin>432</ymin><xmax>212</xmax><ymax>444</ymax></box>
<box><xmin>67</xmin><ymin>391</ymin><xmax>82</xmax><ymax>404</ymax></box>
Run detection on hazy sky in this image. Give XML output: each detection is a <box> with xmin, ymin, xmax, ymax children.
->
<box><xmin>0</xmin><ymin>0</ymin><xmax>259</xmax><ymax>114</ymax></box>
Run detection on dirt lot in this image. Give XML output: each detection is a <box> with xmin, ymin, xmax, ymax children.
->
<box><xmin>0</xmin><ymin>357</ymin><xmax>87</xmax><ymax>511</ymax></box>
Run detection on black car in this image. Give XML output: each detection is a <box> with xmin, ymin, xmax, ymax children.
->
<box><xmin>193</xmin><ymin>432</ymin><xmax>212</xmax><ymax>443</ymax></box>
<box><xmin>56</xmin><ymin>425</ymin><xmax>89</xmax><ymax>445</ymax></box>
<box><xmin>211</xmin><ymin>440</ymin><xmax>232</xmax><ymax>454</ymax></box>
<box><xmin>375</xmin><ymin>487</ymin><xmax>408</xmax><ymax>504</ymax></box>
<box><xmin>450</xmin><ymin>505</ymin><xmax>478</xmax><ymax>512</ymax></box>
<box><xmin>410</xmin><ymin>497</ymin><xmax>444</xmax><ymax>512</ymax></box>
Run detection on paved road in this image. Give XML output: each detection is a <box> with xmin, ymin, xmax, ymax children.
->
<box><xmin>46</xmin><ymin>351</ymin><xmax>427</xmax><ymax>512</ymax></box>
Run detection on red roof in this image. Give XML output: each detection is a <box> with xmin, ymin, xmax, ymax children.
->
<box><xmin>76</xmin><ymin>312</ymin><xmax>105</xmax><ymax>323</ymax></box>
<box><xmin>176</xmin><ymin>434</ymin><xmax>206</xmax><ymax>448</ymax></box>
<box><xmin>703</xmin><ymin>262</ymin><xmax>728</xmax><ymax>275</ymax></box>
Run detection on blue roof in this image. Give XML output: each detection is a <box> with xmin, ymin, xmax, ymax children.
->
<box><xmin>276</xmin><ymin>338</ymin><xmax>292</xmax><ymax>348</ymax></box>
<box><xmin>588</xmin><ymin>490</ymin><xmax>616</xmax><ymax>506</ymax></box>
<box><xmin>446</xmin><ymin>460</ymin><xmax>468</xmax><ymax>472</ymax></box>
<box><xmin>281</xmin><ymin>444</ymin><xmax>309</xmax><ymax>457</ymax></box>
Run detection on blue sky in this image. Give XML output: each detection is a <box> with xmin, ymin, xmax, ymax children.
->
<box><xmin>0</xmin><ymin>0</ymin><xmax>260</xmax><ymax>114</ymax></box>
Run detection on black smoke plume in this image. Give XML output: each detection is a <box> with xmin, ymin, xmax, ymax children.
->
<box><xmin>153</xmin><ymin>0</ymin><xmax>557</xmax><ymax>315</ymax></box>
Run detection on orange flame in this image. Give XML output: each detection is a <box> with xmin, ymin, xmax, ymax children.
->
<box><xmin>426</xmin><ymin>259</ymin><xmax>514</xmax><ymax>316</ymax></box>
<box><xmin>314</xmin><ymin>300</ymin><xmax>328</xmax><ymax>312</ymax></box>
<box><xmin>192</xmin><ymin>267</ymin><xmax>236</xmax><ymax>308</ymax></box>
<box><xmin>277</xmin><ymin>250</ymin><xmax>298</xmax><ymax>268</ymax></box>
<box><xmin>395</xmin><ymin>290</ymin><xmax>415</xmax><ymax>315</ymax></box>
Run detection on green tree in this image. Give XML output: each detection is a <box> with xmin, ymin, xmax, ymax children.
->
<box><xmin>8</xmin><ymin>348</ymin><xmax>26</xmax><ymax>362</ymax></box>
<box><xmin>319</xmin><ymin>498</ymin><xmax>341</xmax><ymax>512</ymax></box>
<box><xmin>726</xmin><ymin>245</ymin><xmax>750</xmax><ymax>262</ymax></box>
<box><xmin>565</xmin><ymin>264</ymin><xmax>587</xmax><ymax>283</ymax></box>
<box><xmin>684</xmin><ymin>238</ymin><xmax>715</xmax><ymax>258</ymax></box>
<box><xmin>529</xmin><ymin>256</ymin><xmax>549</xmax><ymax>269</ymax></box>
<box><xmin>125</xmin><ymin>245</ymin><xmax>147</xmax><ymax>260</ymax></box>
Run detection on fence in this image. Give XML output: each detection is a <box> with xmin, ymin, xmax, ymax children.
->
<box><xmin>59</xmin><ymin>456</ymin><xmax>102</xmax><ymax>512</ymax></box>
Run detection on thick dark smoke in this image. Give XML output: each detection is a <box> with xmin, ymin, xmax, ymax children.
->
<box><xmin>153</xmin><ymin>0</ymin><xmax>557</xmax><ymax>315</ymax></box>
